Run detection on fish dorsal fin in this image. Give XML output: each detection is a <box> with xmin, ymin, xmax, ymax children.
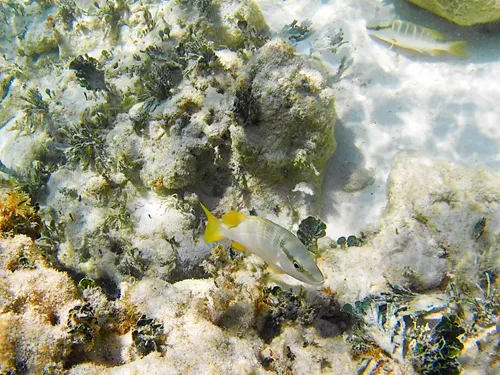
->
<box><xmin>222</xmin><ymin>211</ymin><xmax>247</xmax><ymax>228</ymax></box>
<box><xmin>231</xmin><ymin>241</ymin><xmax>248</xmax><ymax>252</ymax></box>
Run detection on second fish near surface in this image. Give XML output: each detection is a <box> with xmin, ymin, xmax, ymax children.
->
<box><xmin>367</xmin><ymin>20</ymin><xmax>467</xmax><ymax>58</ymax></box>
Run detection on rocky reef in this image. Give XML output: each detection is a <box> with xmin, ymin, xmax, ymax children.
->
<box><xmin>1</xmin><ymin>0</ymin><xmax>499</xmax><ymax>373</ymax></box>
<box><xmin>231</xmin><ymin>39</ymin><xmax>336</xmax><ymax>186</ymax></box>
<box><xmin>2</xmin><ymin>149</ymin><xmax>500</xmax><ymax>374</ymax></box>
<box><xmin>406</xmin><ymin>0</ymin><xmax>500</xmax><ymax>26</ymax></box>
<box><xmin>0</xmin><ymin>0</ymin><xmax>338</xmax><ymax>290</ymax></box>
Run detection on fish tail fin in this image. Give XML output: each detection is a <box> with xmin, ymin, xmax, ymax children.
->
<box><xmin>449</xmin><ymin>41</ymin><xmax>467</xmax><ymax>58</ymax></box>
<box><xmin>200</xmin><ymin>203</ymin><xmax>225</xmax><ymax>242</ymax></box>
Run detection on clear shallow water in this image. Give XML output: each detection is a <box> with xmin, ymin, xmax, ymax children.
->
<box><xmin>0</xmin><ymin>1</ymin><xmax>499</xmax><ymax>374</ymax></box>
<box><xmin>256</xmin><ymin>0</ymin><xmax>500</xmax><ymax>237</ymax></box>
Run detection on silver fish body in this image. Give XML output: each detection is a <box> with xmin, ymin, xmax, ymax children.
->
<box><xmin>368</xmin><ymin>20</ymin><xmax>467</xmax><ymax>57</ymax></box>
<box><xmin>223</xmin><ymin>216</ymin><xmax>324</xmax><ymax>285</ymax></box>
<box><xmin>201</xmin><ymin>204</ymin><xmax>324</xmax><ymax>285</ymax></box>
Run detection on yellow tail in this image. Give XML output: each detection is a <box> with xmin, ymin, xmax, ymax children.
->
<box><xmin>449</xmin><ymin>41</ymin><xmax>467</xmax><ymax>58</ymax></box>
<box><xmin>200</xmin><ymin>203</ymin><xmax>225</xmax><ymax>242</ymax></box>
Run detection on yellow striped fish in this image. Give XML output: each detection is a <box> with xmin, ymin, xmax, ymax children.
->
<box><xmin>368</xmin><ymin>20</ymin><xmax>467</xmax><ymax>58</ymax></box>
<box><xmin>201</xmin><ymin>204</ymin><xmax>324</xmax><ymax>286</ymax></box>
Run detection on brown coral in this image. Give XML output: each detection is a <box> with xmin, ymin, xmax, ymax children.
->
<box><xmin>0</xmin><ymin>190</ymin><xmax>41</xmax><ymax>239</ymax></box>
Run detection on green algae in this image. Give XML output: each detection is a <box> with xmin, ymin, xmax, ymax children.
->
<box><xmin>407</xmin><ymin>0</ymin><xmax>500</xmax><ymax>26</ymax></box>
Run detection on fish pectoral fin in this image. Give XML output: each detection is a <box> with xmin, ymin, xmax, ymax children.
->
<box><xmin>429</xmin><ymin>29</ymin><xmax>445</xmax><ymax>41</ymax></box>
<box><xmin>267</xmin><ymin>264</ymin><xmax>285</xmax><ymax>274</ymax></box>
<box><xmin>222</xmin><ymin>211</ymin><xmax>247</xmax><ymax>228</ymax></box>
<box><xmin>231</xmin><ymin>241</ymin><xmax>248</xmax><ymax>252</ymax></box>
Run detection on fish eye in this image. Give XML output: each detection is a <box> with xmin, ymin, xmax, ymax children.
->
<box><xmin>293</xmin><ymin>261</ymin><xmax>300</xmax><ymax>269</ymax></box>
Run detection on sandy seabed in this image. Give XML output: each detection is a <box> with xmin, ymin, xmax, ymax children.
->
<box><xmin>255</xmin><ymin>0</ymin><xmax>500</xmax><ymax>237</ymax></box>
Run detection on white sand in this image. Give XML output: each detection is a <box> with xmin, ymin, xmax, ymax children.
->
<box><xmin>256</xmin><ymin>0</ymin><xmax>500</xmax><ymax>238</ymax></box>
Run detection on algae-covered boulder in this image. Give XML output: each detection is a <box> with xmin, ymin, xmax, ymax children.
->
<box><xmin>380</xmin><ymin>150</ymin><xmax>500</xmax><ymax>291</ymax></box>
<box><xmin>19</xmin><ymin>22</ymin><xmax>61</xmax><ymax>58</ymax></box>
<box><xmin>231</xmin><ymin>39</ymin><xmax>336</xmax><ymax>186</ymax></box>
<box><xmin>0</xmin><ymin>236</ymin><xmax>80</xmax><ymax>374</ymax></box>
<box><xmin>407</xmin><ymin>0</ymin><xmax>500</xmax><ymax>26</ymax></box>
<box><xmin>209</xmin><ymin>0</ymin><xmax>269</xmax><ymax>50</ymax></box>
<box><xmin>175</xmin><ymin>0</ymin><xmax>269</xmax><ymax>51</ymax></box>
<box><xmin>137</xmin><ymin>91</ymin><xmax>215</xmax><ymax>191</ymax></box>
<box><xmin>320</xmin><ymin>150</ymin><xmax>500</xmax><ymax>304</ymax></box>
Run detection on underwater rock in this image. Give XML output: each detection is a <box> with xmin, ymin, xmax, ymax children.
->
<box><xmin>18</xmin><ymin>21</ymin><xmax>61</xmax><ymax>58</ymax></box>
<box><xmin>5</xmin><ymin>151</ymin><xmax>500</xmax><ymax>374</ymax></box>
<box><xmin>0</xmin><ymin>235</ymin><xmax>45</xmax><ymax>270</ymax></box>
<box><xmin>203</xmin><ymin>0</ymin><xmax>270</xmax><ymax>50</ymax></box>
<box><xmin>321</xmin><ymin>150</ymin><xmax>500</xmax><ymax>304</ymax></box>
<box><xmin>343</xmin><ymin>166</ymin><xmax>375</xmax><ymax>193</ymax></box>
<box><xmin>136</xmin><ymin>83</ymin><xmax>219</xmax><ymax>191</ymax></box>
<box><xmin>0</xmin><ymin>236</ymin><xmax>80</xmax><ymax>374</ymax></box>
<box><xmin>406</xmin><ymin>0</ymin><xmax>500</xmax><ymax>26</ymax></box>
<box><xmin>382</xmin><ymin>150</ymin><xmax>500</xmax><ymax>292</ymax></box>
<box><xmin>42</xmin><ymin>167</ymin><xmax>209</xmax><ymax>288</ymax></box>
<box><xmin>66</xmin><ymin>265</ymin><xmax>352</xmax><ymax>374</ymax></box>
<box><xmin>231</xmin><ymin>39</ymin><xmax>336</xmax><ymax>186</ymax></box>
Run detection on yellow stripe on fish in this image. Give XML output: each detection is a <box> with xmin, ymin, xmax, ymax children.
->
<box><xmin>367</xmin><ymin>20</ymin><xmax>467</xmax><ymax>58</ymax></box>
<box><xmin>200</xmin><ymin>203</ymin><xmax>324</xmax><ymax>286</ymax></box>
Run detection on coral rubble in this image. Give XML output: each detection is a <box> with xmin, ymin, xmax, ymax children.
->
<box><xmin>1</xmin><ymin>150</ymin><xmax>500</xmax><ymax>374</ymax></box>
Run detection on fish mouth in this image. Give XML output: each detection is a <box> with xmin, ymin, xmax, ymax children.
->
<box><xmin>305</xmin><ymin>272</ymin><xmax>324</xmax><ymax>286</ymax></box>
<box><xmin>310</xmin><ymin>278</ymin><xmax>325</xmax><ymax>286</ymax></box>
<box><xmin>308</xmin><ymin>278</ymin><xmax>324</xmax><ymax>286</ymax></box>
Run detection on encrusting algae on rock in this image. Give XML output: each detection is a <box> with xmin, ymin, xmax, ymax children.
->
<box><xmin>406</xmin><ymin>0</ymin><xmax>500</xmax><ymax>26</ymax></box>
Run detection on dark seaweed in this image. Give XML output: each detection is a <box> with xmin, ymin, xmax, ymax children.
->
<box><xmin>68</xmin><ymin>304</ymin><xmax>97</xmax><ymax>342</ymax></box>
<box><xmin>144</xmin><ymin>62</ymin><xmax>183</xmax><ymax>100</ymax></box>
<box><xmin>69</xmin><ymin>55</ymin><xmax>107</xmax><ymax>91</ymax></box>
<box><xmin>132</xmin><ymin>315</ymin><xmax>165</xmax><ymax>357</ymax></box>
<box><xmin>413</xmin><ymin>315</ymin><xmax>465</xmax><ymax>375</ymax></box>
<box><xmin>233</xmin><ymin>81</ymin><xmax>260</xmax><ymax>127</ymax></box>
